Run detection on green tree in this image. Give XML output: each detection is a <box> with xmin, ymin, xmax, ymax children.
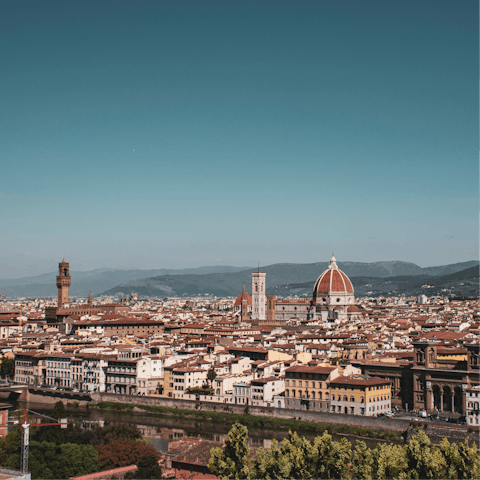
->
<box><xmin>279</xmin><ymin>430</ymin><xmax>316</xmax><ymax>479</ymax></box>
<box><xmin>439</xmin><ymin>436</ymin><xmax>479</xmax><ymax>480</ymax></box>
<box><xmin>349</xmin><ymin>440</ymin><xmax>373</xmax><ymax>480</ymax></box>
<box><xmin>311</xmin><ymin>431</ymin><xmax>352</xmax><ymax>479</ymax></box>
<box><xmin>403</xmin><ymin>429</ymin><xmax>447</xmax><ymax>479</ymax></box>
<box><xmin>251</xmin><ymin>440</ymin><xmax>291</xmax><ymax>480</ymax></box>
<box><xmin>96</xmin><ymin>438</ymin><xmax>160</xmax><ymax>470</ymax></box>
<box><xmin>207</xmin><ymin>367</ymin><xmax>217</xmax><ymax>388</ymax></box>
<box><xmin>52</xmin><ymin>401</ymin><xmax>66</xmax><ymax>419</ymax></box>
<box><xmin>370</xmin><ymin>442</ymin><xmax>407</xmax><ymax>480</ymax></box>
<box><xmin>5</xmin><ymin>441</ymin><xmax>99</xmax><ymax>479</ymax></box>
<box><xmin>209</xmin><ymin>422</ymin><xmax>252</xmax><ymax>479</ymax></box>
<box><xmin>0</xmin><ymin>357</ymin><xmax>15</xmax><ymax>378</ymax></box>
<box><xmin>134</xmin><ymin>455</ymin><xmax>162</xmax><ymax>480</ymax></box>
<box><xmin>0</xmin><ymin>427</ymin><xmax>21</xmax><ymax>466</ymax></box>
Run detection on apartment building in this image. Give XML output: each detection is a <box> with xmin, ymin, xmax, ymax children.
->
<box><xmin>45</xmin><ymin>354</ymin><xmax>72</xmax><ymax>388</ymax></box>
<box><xmin>168</xmin><ymin>367</ymin><xmax>208</xmax><ymax>399</ymax></box>
<box><xmin>212</xmin><ymin>373</ymin><xmax>253</xmax><ymax>397</ymax></box>
<box><xmin>14</xmin><ymin>352</ymin><xmax>41</xmax><ymax>385</ymax></box>
<box><xmin>81</xmin><ymin>355</ymin><xmax>109</xmax><ymax>393</ymax></box>
<box><xmin>71</xmin><ymin>357</ymin><xmax>83</xmax><ymax>390</ymax></box>
<box><xmin>105</xmin><ymin>358</ymin><xmax>138</xmax><ymax>395</ymax></box>
<box><xmin>284</xmin><ymin>365</ymin><xmax>338</xmax><ymax>412</ymax></box>
<box><xmin>233</xmin><ymin>382</ymin><xmax>251</xmax><ymax>405</ymax></box>
<box><xmin>137</xmin><ymin>356</ymin><xmax>163</xmax><ymax>395</ymax></box>
<box><xmin>466</xmin><ymin>385</ymin><xmax>480</xmax><ymax>426</ymax></box>
<box><xmin>329</xmin><ymin>375</ymin><xmax>392</xmax><ymax>416</ymax></box>
<box><xmin>250</xmin><ymin>377</ymin><xmax>284</xmax><ymax>407</ymax></box>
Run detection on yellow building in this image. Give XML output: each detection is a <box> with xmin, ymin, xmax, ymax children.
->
<box><xmin>285</xmin><ymin>365</ymin><xmax>338</xmax><ymax>412</ymax></box>
<box><xmin>329</xmin><ymin>375</ymin><xmax>391</xmax><ymax>416</ymax></box>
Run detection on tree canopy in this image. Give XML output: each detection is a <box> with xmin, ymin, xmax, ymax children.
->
<box><xmin>209</xmin><ymin>423</ymin><xmax>479</xmax><ymax>480</ymax></box>
<box><xmin>96</xmin><ymin>438</ymin><xmax>160</xmax><ymax>471</ymax></box>
<box><xmin>0</xmin><ymin>357</ymin><xmax>15</xmax><ymax>378</ymax></box>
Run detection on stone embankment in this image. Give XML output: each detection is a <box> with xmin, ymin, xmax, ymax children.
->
<box><xmin>4</xmin><ymin>386</ymin><xmax>479</xmax><ymax>446</ymax></box>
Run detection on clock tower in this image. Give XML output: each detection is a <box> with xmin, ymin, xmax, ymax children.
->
<box><xmin>56</xmin><ymin>256</ymin><xmax>71</xmax><ymax>308</ymax></box>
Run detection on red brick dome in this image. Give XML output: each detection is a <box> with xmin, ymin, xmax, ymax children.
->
<box><xmin>314</xmin><ymin>253</ymin><xmax>354</xmax><ymax>295</ymax></box>
<box><xmin>234</xmin><ymin>286</ymin><xmax>252</xmax><ymax>306</ymax></box>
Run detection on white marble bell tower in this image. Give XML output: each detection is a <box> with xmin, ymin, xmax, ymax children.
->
<box><xmin>251</xmin><ymin>270</ymin><xmax>266</xmax><ymax>320</ymax></box>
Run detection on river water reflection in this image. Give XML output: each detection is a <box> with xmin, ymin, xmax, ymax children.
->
<box><xmin>18</xmin><ymin>402</ymin><xmax>401</xmax><ymax>454</ymax></box>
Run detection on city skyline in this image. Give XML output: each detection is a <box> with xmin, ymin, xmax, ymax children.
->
<box><xmin>1</xmin><ymin>1</ymin><xmax>478</xmax><ymax>277</ymax></box>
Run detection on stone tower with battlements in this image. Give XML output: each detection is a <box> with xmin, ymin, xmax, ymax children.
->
<box><xmin>251</xmin><ymin>270</ymin><xmax>266</xmax><ymax>321</ymax></box>
<box><xmin>56</xmin><ymin>256</ymin><xmax>71</xmax><ymax>308</ymax></box>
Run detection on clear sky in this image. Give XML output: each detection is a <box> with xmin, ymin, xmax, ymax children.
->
<box><xmin>1</xmin><ymin>0</ymin><xmax>478</xmax><ymax>277</ymax></box>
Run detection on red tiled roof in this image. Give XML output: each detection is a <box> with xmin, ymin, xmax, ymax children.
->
<box><xmin>285</xmin><ymin>365</ymin><xmax>335</xmax><ymax>374</ymax></box>
<box><xmin>70</xmin><ymin>464</ymin><xmax>138</xmax><ymax>480</ymax></box>
<box><xmin>329</xmin><ymin>375</ymin><xmax>391</xmax><ymax>387</ymax></box>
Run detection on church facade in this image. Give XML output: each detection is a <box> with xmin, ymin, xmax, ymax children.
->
<box><xmin>236</xmin><ymin>253</ymin><xmax>364</xmax><ymax>325</ymax></box>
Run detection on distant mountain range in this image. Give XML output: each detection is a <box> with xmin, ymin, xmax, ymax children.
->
<box><xmin>0</xmin><ymin>265</ymin><xmax>250</xmax><ymax>298</ymax></box>
<box><xmin>1</xmin><ymin>260</ymin><xmax>476</xmax><ymax>299</ymax></box>
<box><xmin>268</xmin><ymin>265</ymin><xmax>479</xmax><ymax>299</ymax></box>
<box><xmin>100</xmin><ymin>260</ymin><xmax>478</xmax><ymax>299</ymax></box>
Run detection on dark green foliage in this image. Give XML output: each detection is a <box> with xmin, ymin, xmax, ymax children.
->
<box><xmin>52</xmin><ymin>401</ymin><xmax>66</xmax><ymax>419</ymax></box>
<box><xmin>208</xmin><ymin>424</ymin><xmax>479</xmax><ymax>480</ymax></box>
<box><xmin>0</xmin><ymin>357</ymin><xmax>15</xmax><ymax>378</ymax></box>
<box><xmin>5</xmin><ymin>441</ymin><xmax>99</xmax><ymax>479</ymax></box>
<box><xmin>124</xmin><ymin>453</ymin><xmax>163</xmax><ymax>479</ymax></box>
<box><xmin>209</xmin><ymin>423</ymin><xmax>251</xmax><ymax>479</ymax></box>
<box><xmin>0</xmin><ymin>422</ymin><xmax>145</xmax><ymax>479</ymax></box>
<box><xmin>187</xmin><ymin>386</ymin><xmax>213</xmax><ymax>395</ymax></box>
<box><xmin>207</xmin><ymin>367</ymin><xmax>217</xmax><ymax>387</ymax></box>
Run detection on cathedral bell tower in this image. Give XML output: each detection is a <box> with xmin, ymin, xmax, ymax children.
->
<box><xmin>251</xmin><ymin>270</ymin><xmax>266</xmax><ymax>321</ymax></box>
<box><xmin>56</xmin><ymin>256</ymin><xmax>71</xmax><ymax>308</ymax></box>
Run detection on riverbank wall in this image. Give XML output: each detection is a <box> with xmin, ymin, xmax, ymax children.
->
<box><xmin>92</xmin><ymin>392</ymin><xmax>413</xmax><ymax>433</ymax></box>
<box><xmin>5</xmin><ymin>387</ymin><xmax>479</xmax><ymax>446</ymax></box>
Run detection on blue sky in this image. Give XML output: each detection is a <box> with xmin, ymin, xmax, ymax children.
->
<box><xmin>1</xmin><ymin>0</ymin><xmax>478</xmax><ymax>277</ymax></box>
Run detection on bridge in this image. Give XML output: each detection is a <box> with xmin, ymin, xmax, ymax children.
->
<box><xmin>0</xmin><ymin>384</ymin><xmax>92</xmax><ymax>403</ymax></box>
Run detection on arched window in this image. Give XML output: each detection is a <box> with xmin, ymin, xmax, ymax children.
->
<box><xmin>286</xmin><ymin>390</ymin><xmax>290</xmax><ymax>397</ymax></box>
<box><xmin>350</xmin><ymin>396</ymin><xmax>355</xmax><ymax>402</ymax></box>
<box><xmin>292</xmin><ymin>390</ymin><xmax>296</xmax><ymax>397</ymax></box>
<box><xmin>332</xmin><ymin>394</ymin><xmax>335</xmax><ymax>401</ymax></box>
<box><xmin>318</xmin><ymin>391</ymin><xmax>323</xmax><ymax>400</ymax></box>
<box><xmin>361</xmin><ymin>396</ymin><xmax>364</xmax><ymax>403</ymax></box>
<box><xmin>311</xmin><ymin>391</ymin><xmax>315</xmax><ymax>399</ymax></box>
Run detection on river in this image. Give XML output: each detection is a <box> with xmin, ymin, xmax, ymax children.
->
<box><xmin>15</xmin><ymin>401</ymin><xmax>402</xmax><ymax>454</ymax></box>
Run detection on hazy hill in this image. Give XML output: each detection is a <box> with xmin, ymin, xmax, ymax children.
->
<box><xmin>0</xmin><ymin>265</ymin><xmax>251</xmax><ymax>298</ymax></box>
<box><xmin>2</xmin><ymin>260</ymin><xmax>476</xmax><ymax>299</ymax></box>
<box><xmin>100</xmin><ymin>260</ymin><xmax>478</xmax><ymax>299</ymax></box>
<box><xmin>268</xmin><ymin>266</ymin><xmax>479</xmax><ymax>298</ymax></box>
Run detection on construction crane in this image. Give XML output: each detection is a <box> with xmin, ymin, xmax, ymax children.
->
<box><xmin>0</xmin><ymin>408</ymin><xmax>67</xmax><ymax>474</ymax></box>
